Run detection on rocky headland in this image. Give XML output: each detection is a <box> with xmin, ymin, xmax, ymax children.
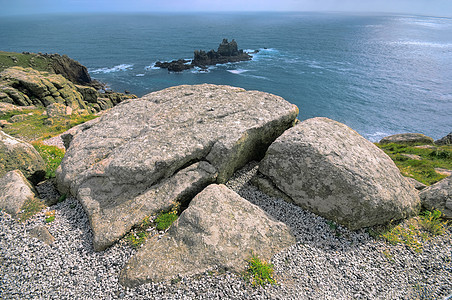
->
<box><xmin>0</xmin><ymin>51</ymin><xmax>136</xmax><ymax>117</ymax></box>
<box><xmin>0</xmin><ymin>81</ymin><xmax>451</xmax><ymax>299</ymax></box>
<box><xmin>155</xmin><ymin>39</ymin><xmax>256</xmax><ymax>72</ymax></box>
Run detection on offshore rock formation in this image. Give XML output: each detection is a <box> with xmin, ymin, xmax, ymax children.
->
<box><xmin>120</xmin><ymin>184</ymin><xmax>295</xmax><ymax>287</ymax></box>
<box><xmin>155</xmin><ymin>39</ymin><xmax>254</xmax><ymax>72</ymax></box>
<box><xmin>56</xmin><ymin>84</ymin><xmax>298</xmax><ymax>251</ymax></box>
<box><xmin>258</xmin><ymin>117</ymin><xmax>421</xmax><ymax>230</ymax></box>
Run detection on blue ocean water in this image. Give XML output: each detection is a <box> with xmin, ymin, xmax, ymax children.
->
<box><xmin>1</xmin><ymin>12</ymin><xmax>451</xmax><ymax>141</ymax></box>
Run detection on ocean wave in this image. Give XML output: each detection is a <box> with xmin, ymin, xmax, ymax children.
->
<box><xmin>248</xmin><ymin>48</ymin><xmax>280</xmax><ymax>61</ymax></box>
<box><xmin>227</xmin><ymin>69</ymin><xmax>249</xmax><ymax>75</ymax></box>
<box><xmin>364</xmin><ymin>131</ymin><xmax>392</xmax><ymax>142</ymax></box>
<box><xmin>145</xmin><ymin>63</ymin><xmax>160</xmax><ymax>70</ymax></box>
<box><xmin>90</xmin><ymin>64</ymin><xmax>133</xmax><ymax>74</ymax></box>
<box><xmin>392</xmin><ymin>41</ymin><xmax>452</xmax><ymax>48</ymax></box>
<box><xmin>135</xmin><ymin>74</ymin><xmax>145</xmax><ymax>77</ymax></box>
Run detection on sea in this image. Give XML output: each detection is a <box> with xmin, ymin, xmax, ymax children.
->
<box><xmin>1</xmin><ymin>12</ymin><xmax>451</xmax><ymax>141</ymax></box>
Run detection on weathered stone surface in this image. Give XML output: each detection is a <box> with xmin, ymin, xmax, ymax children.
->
<box><xmin>420</xmin><ymin>176</ymin><xmax>452</xmax><ymax>219</ymax></box>
<box><xmin>0</xmin><ymin>170</ymin><xmax>38</xmax><ymax>217</ymax></box>
<box><xmin>46</xmin><ymin>103</ymin><xmax>73</xmax><ymax>118</ymax></box>
<box><xmin>0</xmin><ymin>130</ymin><xmax>46</xmax><ymax>183</ymax></box>
<box><xmin>435</xmin><ymin>132</ymin><xmax>452</xmax><ymax>145</ymax></box>
<box><xmin>28</xmin><ymin>225</ymin><xmax>55</xmax><ymax>245</ymax></box>
<box><xmin>56</xmin><ymin>84</ymin><xmax>298</xmax><ymax>250</ymax></box>
<box><xmin>379</xmin><ymin>133</ymin><xmax>434</xmax><ymax>145</ymax></box>
<box><xmin>259</xmin><ymin>117</ymin><xmax>420</xmax><ymax>230</ymax></box>
<box><xmin>0</xmin><ymin>102</ymin><xmax>36</xmax><ymax>117</ymax></box>
<box><xmin>0</xmin><ymin>67</ymin><xmax>87</xmax><ymax>110</ymax></box>
<box><xmin>119</xmin><ymin>184</ymin><xmax>295</xmax><ymax>287</ymax></box>
<box><xmin>406</xmin><ymin>177</ymin><xmax>427</xmax><ymax>190</ymax></box>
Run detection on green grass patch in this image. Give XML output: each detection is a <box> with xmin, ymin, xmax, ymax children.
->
<box><xmin>155</xmin><ymin>211</ymin><xmax>179</xmax><ymax>231</ymax></box>
<box><xmin>31</xmin><ymin>141</ymin><xmax>65</xmax><ymax>179</ymax></box>
<box><xmin>370</xmin><ymin>210</ymin><xmax>449</xmax><ymax>253</ymax></box>
<box><xmin>17</xmin><ymin>197</ymin><xmax>45</xmax><ymax>222</ymax></box>
<box><xmin>155</xmin><ymin>202</ymin><xmax>181</xmax><ymax>231</ymax></box>
<box><xmin>419</xmin><ymin>209</ymin><xmax>449</xmax><ymax>236</ymax></box>
<box><xmin>0</xmin><ymin>51</ymin><xmax>54</xmax><ymax>73</ymax></box>
<box><xmin>243</xmin><ymin>253</ymin><xmax>277</xmax><ymax>287</ymax></box>
<box><xmin>376</xmin><ymin>143</ymin><xmax>452</xmax><ymax>185</ymax></box>
<box><xmin>2</xmin><ymin>108</ymin><xmax>97</xmax><ymax>142</ymax></box>
<box><xmin>125</xmin><ymin>216</ymin><xmax>152</xmax><ymax>249</ymax></box>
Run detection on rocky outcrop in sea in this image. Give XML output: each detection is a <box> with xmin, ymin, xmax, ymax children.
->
<box><xmin>155</xmin><ymin>39</ymin><xmax>255</xmax><ymax>72</ymax></box>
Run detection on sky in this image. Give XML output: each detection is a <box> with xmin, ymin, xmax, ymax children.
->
<box><xmin>1</xmin><ymin>0</ymin><xmax>451</xmax><ymax>17</ymax></box>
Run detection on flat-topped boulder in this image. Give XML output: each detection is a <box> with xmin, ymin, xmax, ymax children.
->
<box><xmin>259</xmin><ymin>117</ymin><xmax>420</xmax><ymax>230</ymax></box>
<box><xmin>379</xmin><ymin>133</ymin><xmax>434</xmax><ymax>145</ymax></box>
<box><xmin>56</xmin><ymin>84</ymin><xmax>298</xmax><ymax>250</ymax></box>
<box><xmin>119</xmin><ymin>184</ymin><xmax>295</xmax><ymax>287</ymax></box>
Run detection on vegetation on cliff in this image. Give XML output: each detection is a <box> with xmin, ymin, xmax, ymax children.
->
<box><xmin>376</xmin><ymin>142</ymin><xmax>452</xmax><ymax>185</ymax></box>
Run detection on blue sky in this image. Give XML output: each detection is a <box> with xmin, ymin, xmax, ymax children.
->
<box><xmin>1</xmin><ymin>0</ymin><xmax>451</xmax><ymax>17</ymax></box>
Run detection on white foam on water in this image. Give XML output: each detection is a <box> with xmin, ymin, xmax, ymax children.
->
<box><xmin>135</xmin><ymin>74</ymin><xmax>145</xmax><ymax>77</ymax></box>
<box><xmin>227</xmin><ymin>69</ymin><xmax>249</xmax><ymax>75</ymax></box>
<box><xmin>90</xmin><ymin>64</ymin><xmax>133</xmax><ymax>74</ymax></box>
<box><xmin>392</xmin><ymin>41</ymin><xmax>452</xmax><ymax>48</ymax></box>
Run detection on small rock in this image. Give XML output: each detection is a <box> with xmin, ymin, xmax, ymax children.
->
<box><xmin>28</xmin><ymin>225</ymin><xmax>55</xmax><ymax>245</ymax></box>
<box><xmin>379</xmin><ymin>133</ymin><xmax>434</xmax><ymax>145</ymax></box>
<box><xmin>434</xmin><ymin>132</ymin><xmax>452</xmax><ymax>145</ymax></box>
<box><xmin>420</xmin><ymin>176</ymin><xmax>452</xmax><ymax>219</ymax></box>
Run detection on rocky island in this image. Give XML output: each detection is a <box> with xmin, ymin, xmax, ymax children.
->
<box><xmin>155</xmin><ymin>39</ymin><xmax>257</xmax><ymax>72</ymax></box>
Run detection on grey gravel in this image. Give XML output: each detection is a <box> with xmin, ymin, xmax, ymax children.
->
<box><xmin>1</xmin><ymin>162</ymin><xmax>451</xmax><ymax>299</ymax></box>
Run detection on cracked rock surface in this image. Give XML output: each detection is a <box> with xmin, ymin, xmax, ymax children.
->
<box><xmin>56</xmin><ymin>84</ymin><xmax>298</xmax><ymax>250</ymax></box>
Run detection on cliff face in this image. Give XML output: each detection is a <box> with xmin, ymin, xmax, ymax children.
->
<box><xmin>0</xmin><ymin>53</ymin><xmax>136</xmax><ymax>114</ymax></box>
<box><xmin>0</xmin><ymin>51</ymin><xmax>98</xmax><ymax>87</ymax></box>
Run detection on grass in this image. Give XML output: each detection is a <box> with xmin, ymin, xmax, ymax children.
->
<box><xmin>2</xmin><ymin>108</ymin><xmax>97</xmax><ymax>142</ymax></box>
<box><xmin>125</xmin><ymin>203</ymin><xmax>181</xmax><ymax>249</ymax></box>
<box><xmin>371</xmin><ymin>210</ymin><xmax>449</xmax><ymax>253</ymax></box>
<box><xmin>31</xmin><ymin>141</ymin><xmax>65</xmax><ymax>179</ymax></box>
<box><xmin>17</xmin><ymin>197</ymin><xmax>46</xmax><ymax>222</ymax></box>
<box><xmin>155</xmin><ymin>211</ymin><xmax>179</xmax><ymax>231</ymax></box>
<box><xmin>419</xmin><ymin>210</ymin><xmax>449</xmax><ymax>236</ymax></box>
<box><xmin>243</xmin><ymin>253</ymin><xmax>277</xmax><ymax>287</ymax></box>
<box><xmin>155</xmin><ymin>202</ymin><xmax>181</xmax><ymax>231</ymax></box>
<box><xmin>376</xmin><ymin>142</ymin><xmax>452</xmax><ymax>185</ymax></box>
<box><xmin>125</xmin><ymin>216</ymin><xmax>152</xmax><ymax>248</ymax></box>
<box><xmin>44</xmin><ymin>210</ymin><xmax>56</xmax><ymax>223</ymax></box>
<box><xmin>0</xmin><ymin>51</ymin><xmax>54</xmax><ymax>73</ymax></box>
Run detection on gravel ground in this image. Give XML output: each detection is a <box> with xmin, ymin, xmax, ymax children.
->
<box><xmin>1</xmin><ymin>162</ymin><xmax>451</xmax><ymax>299</ymax></box>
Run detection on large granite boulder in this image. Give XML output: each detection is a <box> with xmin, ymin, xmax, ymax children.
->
<box><xmin>259</xmin><ymin>117</ymin><xmax>420</xmax><ymax>230</ymax></box>
<box><xmin>379</xmin><ymin>133</ymin><xmax>434</xmax><ymax>145</ymax></box>
<box><xmin>119</xmin><ymin>184</ymin><xmax>295</xmax><ymax>287</ymax></box>
<box><xmin>420</xmin><ymin>176</ymin><xmax>451</xmax><ymax>219</ymax></box>
<box><xmin>0</xmin><ymin>170</ymin><xmax>38</xmax><ymax>217</ymax></box>
<box><xmin>0</xmin><ymin>130</ymin><xmax>46</xmax><ymax>184</ymax></box>
<box><xmin>56</xmin><ymin>84</ymin><xmax>298</xmax><ymax>250</ymax></box>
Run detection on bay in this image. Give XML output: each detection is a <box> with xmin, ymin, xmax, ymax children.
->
<box><xmin>1</xmin><ymin>12</ymin><xmax>451</xmax><ymax>141</ymax></box>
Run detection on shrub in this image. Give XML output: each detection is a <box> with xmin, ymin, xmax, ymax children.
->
<box><xmin>243</xmin><ymin>253</ymin><xmax>276</xmax><ymax>287</ymax></box>
<box><xmin>419</xmin><ymin>210</ymin><xmax>449</xmax><ymax>236</ymax></box>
